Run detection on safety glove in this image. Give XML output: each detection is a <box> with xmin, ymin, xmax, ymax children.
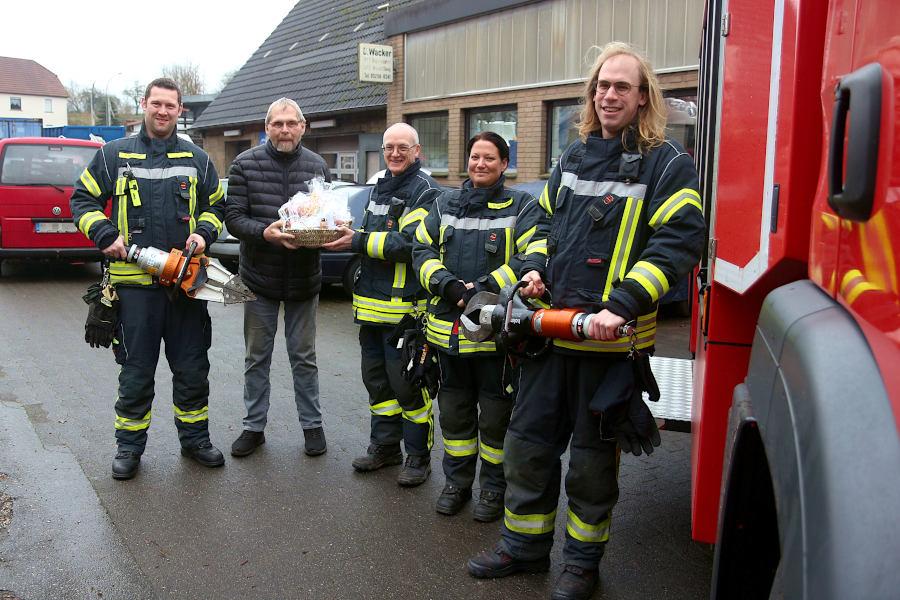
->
<box><xmin>82</xmin><ymin>282</ymin><xmax>118</xmax><ymax>348</ymax></box>
<box><xmin>592</xmin><ymin>355</ymin><xmax>662</xmax><ymax>456</ymax></box>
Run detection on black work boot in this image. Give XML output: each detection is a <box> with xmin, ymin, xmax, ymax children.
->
<box><xmin>181</xmin><ymin>440</ymin><xmax>225</xmax><ymax>467</ymax></box>
<box><xmin>111</xmin><ymin>449</ymin><xmax>141</xmax><ymax>480</ymax></box>
<box><xmin>396</xmin><ymin>454</ymin><xmax>431</xmax><ymax>487</ymax></box>
<box><xmin>231</xmin><ymin>430</ymin><xmax>265</xmax><ymax>457</ymax></box>
<box><xmin>550</xmin><ymin>565</ymin><xmax>600</xmax><ymax>600</ymax></box>
<box><xmin>467</xmin><ymin>543</ymin><xmax>551</xmax><ymax>578</ymax></box>
<box><xmin>472</xmin><ymin>489</ymin><xmax>504</xmax><ymax>522</ymax></box>
<box><xmin>352</xmin><ymin>444</ymin><xmax>403</xmax><ymax>472</ymax></box>
<box><xmin>303</xmin><ymin>427</ymin><xmax>327</xmax><ymax>456</ymax></box>
<box><xmin>435</xmin><ymin>483</ymin><xmax>472</xmax><ymax>516</ymax></box>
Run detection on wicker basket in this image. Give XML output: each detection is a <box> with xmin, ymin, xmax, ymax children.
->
<box><xmin>284</xmin><ymin>227</ymin><xmax>343</xmax><ymax>248</ymax></box>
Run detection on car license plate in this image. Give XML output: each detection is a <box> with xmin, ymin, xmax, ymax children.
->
<box><xmin>35</xmin><ymin>222</ymin><xmax>77</xmax><ymax>233</ymax></box>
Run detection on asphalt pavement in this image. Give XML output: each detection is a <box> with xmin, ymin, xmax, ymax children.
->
<box><xmin>0</xmin><ymin>260</ymin><xmax>712</xmax><ymax>600</ymax></box>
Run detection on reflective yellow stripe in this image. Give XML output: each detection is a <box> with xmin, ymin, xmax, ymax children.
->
<box><xmin>166</xmin><ymin>152</ymin><xmax>194</xmax><ymax>158</ymax></box>
<box><xmin>649</xmin><ymin>188</ymin><xmax>702</xmax><ymax>228</ymax></box>
<box><xmin>625</xmin><ymin>260</ymin><xmax>670</xmax><ymax>303</ymax></box>
<box><xmin>505</xmin><ymin>227</ymin><xmax>514</xmax><ymax>264</ymax></box>
<box><xmin>479</xmin><ymin>441</ymin><xmax>504</xmax><ymax>464</ymax></box>
<box><xmin>565</xmin><ymin>509</ymin><xmax>610</xmax><ymax>543</ymax></box>
<box><xmin>603</xmin><ymin>197</ymin><xmax>642</xmax><ymax>301</ymax></box>
<box><xmin>188</xmin><ymin>176</ymin><xmax>197</xmax><ymax>232</ymax></box>
<box><xmin>117</xmin><ymin>152</ymin><xmax>146</xmax><ymax>160</ymax></box>
<box><xmin>402</xmin><ymin>395</ymin><xmax>433</xmax><ymax>424</ymax></box>
<box><xmin>525</xmin><ymin>238</ymin><xmax>548</xmax><ymax>256</ymax></box>
<box><xmin>458</xmin><ymin>337</ymin><xmax>497</xmax><ymax>353</ymax></box>
<box><xmin>392</xmin><ymin>263</ymin><xmax>406</xmax><ymax>296</ymax></box>
<box><xmin>371</xmin><ymin>399</ymin><xmax>402</xmax><ymax>417</ymax></box>
<box><xmin>443</xmin><ymin>437</ymin><xmax>478</xmax><ymax>457</ymax></box>
<box><xmin>555</xmin><ymin>311</ymin><xmax>657</xmax><ymax>353</ymax></box>
<box><xmin>80</xmin><ymin>169</ymin><xmax>102</xmax><ymax>197</ymax></box>
<box><xmin>353</xmin><ymin>294</ymin><xmax>418</xmax><ymax>325</ymax></box>
<box><xmin>115</xmin><ymin>176</ymin><xmax>126</xmax><ymax>196</ymax></box>
<box><xmin>488</xmin><ymin>197</ymin><xmax>514</xmax><ymax>210</ymax></box>
<box><xmin>516</xmin><ymin>225</ymin><xmax>537</xmax><ymax>251</ymax></box>
<box><xmin>490</xmin><ymin>264</ymin><xmax>516</xmax><ymax>289</ymax></box>
<box><xmin>114</xmin><ymin>410</ymin><xmax>151</xmax><ymax>431</ymax></box>
<box><xmin>198</xmin><ymin>212</ymin><xmax>223</xmax><ymax>233</ymax></box>
<box><xmin>118</xmin><ymin>193</ymin><xmax>128</xmax><ymax>245</ymax></box>
<box><xmin>415</xmin><ymin>221</ymin><xmax>433</xmax><ymax>245</ymax></box>
<box><xmin>109</xmin><ymin>260</ymin><xmax>152</xmax><ymax>285</ymax></box>
<box><xmin>209</xmin><ymin>180</ymin><xmax>225</xmax><ymax>204</ymax></box>
<box><xmin>399</xmin><ymin>207</ymin><xmax>428</xmax><ymax>229</ymax></box>
<box><xmin>367</xmin><ymin>232</ymin><xmax>388</xmax><ymax>259</ymax></box>
<box><xmin>538</xmin><ymin>182</ymin><xmax>553</xmax><ymax>215</ymax></box>
<box><xmin>504</xmin><ymin>507</ymin><xmax>557</xmax><ymax>535</ymax></box>
<box><xmin>77</xmin><ymin>210</ymin><xmax>107</xmax><ymax>236</ymax></box>
<box><xmin>419</xmin><ymin>259</ymin><xmax>445</xmax><ymax>289</ymax></box>
<box><xmin>173</xmin><ymin>404</ymin><xmax>209</xmax><ymax>423</ymax></box>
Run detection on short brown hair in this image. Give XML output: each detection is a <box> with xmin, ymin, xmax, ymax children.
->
<box><xmin>578</xmin><ymin>42</ymin><xmax>667</xmax><ymax>152</ymax></box>
<box><xmin>144</xmin><ymin>78</ymin><xmax>182</xmax><ymax>105</ymax></box>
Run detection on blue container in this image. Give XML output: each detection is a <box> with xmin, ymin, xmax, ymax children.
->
<box><xmin>42</xmin><ymin>125</ymin><xmax>126</xmax><ymax>142</ymax></box>
<box><xmin>0</xmin><ymin>118</ymin><xmax>43</xmax><ymax>139</ymax></box>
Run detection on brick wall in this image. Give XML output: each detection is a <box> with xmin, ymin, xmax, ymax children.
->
<box><xmin>387</xmin><ymin>35</ymin><xmax>698</xmax><ymax>186</ymax></box>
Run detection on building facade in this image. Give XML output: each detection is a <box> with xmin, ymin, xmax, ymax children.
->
<box><xmin>385</xmin><ymin>0</ymin><xmax>702</xmax><ymax>185</ymax></box>
<box><xmin>0</xmin><ymin>57</ymin><xmax>68</xmax><ymax>128</ymax></box>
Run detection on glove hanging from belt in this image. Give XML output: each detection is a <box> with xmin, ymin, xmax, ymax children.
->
<box><xmin>82</xmin><ymin>272</ymin><xmax>118</xmax><ymax>349</ymax></box>
<box><xmin>391</xmin><ymin>314</ymin><xmax>440</xmax><ymax>398</ymax></box>
<box><xmin>591</xmin><ymin>353</ymin><xmax>661</xmax><ymax>456</ymax></box>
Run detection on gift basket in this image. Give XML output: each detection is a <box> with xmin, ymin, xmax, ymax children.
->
<box><xmin>278</xmin><ymin>177</ymin><xmax>352</xmax><ymax>247</ymax></box>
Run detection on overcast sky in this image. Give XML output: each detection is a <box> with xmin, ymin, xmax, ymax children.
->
<box><xmin>2</xmin><ymin>0</ymin><xmax>298</xmax><ymax>98</ymax></box>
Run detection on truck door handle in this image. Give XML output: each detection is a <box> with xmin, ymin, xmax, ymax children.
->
<box><xmin>828</xmin><ymin>62</ymin><xmax>883</xmax><ymax>222</ymax></box>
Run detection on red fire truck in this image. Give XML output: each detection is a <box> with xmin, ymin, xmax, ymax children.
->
<box><xmin>691</xmin><ymin>0</ymin><xmax>900</xmax><ymax>596</ymax></box>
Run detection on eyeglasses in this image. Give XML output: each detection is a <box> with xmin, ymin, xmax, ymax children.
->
<box><xmin>382</xmin><ymin>144</ymin><xmax>416</xmax><ymax>155</ymax></box>
<box><xmin>268</xmin><ymin>120</ymin><xmax>302</xmax><ymax>130</ymax></box>
<box><xmin>595</xmin><ymin>80</ymin><xmax>641</xmax><ymax>96</ymax></box>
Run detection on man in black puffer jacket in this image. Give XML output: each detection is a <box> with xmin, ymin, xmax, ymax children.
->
<box><xmin>224</xmin><ymin>97</ymin><xmax>331</xmax><ymax>459</ymax></box>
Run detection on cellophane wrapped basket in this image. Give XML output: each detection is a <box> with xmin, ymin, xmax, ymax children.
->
<box><xmin>279</xmin><ymin>177</ymin><xmax>352</xmax><ymax>247</ymax></box>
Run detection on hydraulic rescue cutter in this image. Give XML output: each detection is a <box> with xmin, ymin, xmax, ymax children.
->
<box><xmin>125</xmin><ymin>242</ymin><xmax>256</xmax><ymax>304</ymax></box>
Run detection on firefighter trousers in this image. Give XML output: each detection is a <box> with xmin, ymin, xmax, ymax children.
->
<box><xmin>500</xmin><ymin>351</ymin><xmax>620</xmax><ymax>569</ymax></box>
<box><xmin>112</xmin><ymin>286</ymin><xmax>212</xmax><ymax>453</ymax></box>
<box><xmin>437</xmin><ymin>352</ymin><xmax>512</xmax><ymax>493</ymax></box>
<box><xmin>359</xmin><ymin>324</ymin><xmax>433</xmax><ymax>456</ymax></box>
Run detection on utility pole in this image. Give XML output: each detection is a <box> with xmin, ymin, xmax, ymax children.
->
<box><xmin>90</xmin><ymin>83</ymin><xmax>96</xmax><ymax>126</ymax></box>
<box><xmin>105</xmin><ymin>72</ymin><xmax>122</xmax><ymax>126</ymax></box>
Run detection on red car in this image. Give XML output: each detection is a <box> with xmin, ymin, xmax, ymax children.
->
<box><xmin>0</xmin><ymin>137</ymin><xmax>104</xmax><ymax>274</ymax></box>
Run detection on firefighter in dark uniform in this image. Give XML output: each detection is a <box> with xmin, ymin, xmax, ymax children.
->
<box><xmin>412</xmin><ymin>131</ymin><xmax>549</xmax><ymax>522</ymax></box>
<box><xmin>324</xmin><ymin>123</ymin><xmax>441</xmax><ymax>486</ymax></box>
<box><xmin>467</xmin><ymin>43</ymin><xmax>706</xmax><ymax>599</ymax></box>
<box><xmin>70</xmin><ymin>78</ymin><xmax>226</xmax><ymax>480</ymax></box>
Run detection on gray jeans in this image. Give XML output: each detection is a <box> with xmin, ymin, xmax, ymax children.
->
<box><xmin>242</xmin><ymin>294</ymin><xmax>321</xmax><ymax>431</ymax></box>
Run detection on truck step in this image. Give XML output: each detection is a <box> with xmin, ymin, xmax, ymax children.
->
<box><xmin>648</xmin><ymin>355</ymin><xmax>693</xmax><ymax>433</ymax></box>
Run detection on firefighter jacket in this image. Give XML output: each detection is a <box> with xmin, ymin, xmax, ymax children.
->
<box><xmin>70</xmin><ymin>125</ymin><xmax>224</xmax><ymax>286</ymax></box>
<box><xmin>539</xmin><ymin>133</ymin><xmax>705</xmax><ymax>355</ymax></box>
<box><xmin>224</xmin><ymin>140</ymin><xmax>330</xmax><ymax>301</ymax></box>
<box><xmin>413</xmin><ymin>176</ymin><xmax>549</xmax><ymax>355</ymax></box>
<box><xmin>350</xmin><ymin>160</ymin><xmax>441</xmax><ymax>325</ymax></box>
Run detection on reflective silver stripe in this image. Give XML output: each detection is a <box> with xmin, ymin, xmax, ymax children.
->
<box><xmin>504</xmin><ymin>507</ymin><xmax>557</xmax><ymax>535</ymax></box>
<box><xmin>560</xmin><ymin>171</ymin><xmax>578</xmax><ymax>190</ymax></box>
<box><xmin>366</xmin><ymin>201</ymin><xmax>390</xmax><ymax>216</ymax></box>
<box><xmin>117</xmin><ymin>166</ymin><xmax>198</xmax><ymax>180</ymax></box>
<box><xmin>573</xmin><ymin>179</ymin><xmax>647</xmax><ymax>199</ymax></box>
<box><xmin>566</xmin><ymin>509</ymin><xmax>610</xmax><ymax>543</ymax></box>
<box><xmin>439</xmin><ymin>214</ymin><xmax>517</xmax><ymax>230</ymax></box>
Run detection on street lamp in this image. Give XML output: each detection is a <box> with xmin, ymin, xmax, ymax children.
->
<box><xmin>105</xmin><ymin>72</ymin><xmax>122</xmax><ymax>126</ymax></box>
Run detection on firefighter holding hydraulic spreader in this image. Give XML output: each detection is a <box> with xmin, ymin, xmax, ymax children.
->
<box><xmin>466</xmin><ymin>43</ymin><xmax>706</xmax><ymax>600</ymax></box>
<box><xmin>70</xmin><ymin>78</ymin><xmax>228</xmax><ymax>480</ymax></box>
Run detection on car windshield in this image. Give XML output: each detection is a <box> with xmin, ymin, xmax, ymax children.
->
<box><xmin>0</xmin><ymin>144</ymin><xmax>99</xmax><ymax>186</ymax></box>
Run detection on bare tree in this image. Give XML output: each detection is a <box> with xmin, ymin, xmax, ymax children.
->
<box><xmin>161</xmin><ymin>63</ymin><xmax>205</xmax><ymax>96</ymax></box>
<box><xmin>218</xmin><ymin>68</ymin><xmax>238</xmax><ymax>92</ymax></box>
<box><xmin>122</xmin><ymin>81</ymin><xmax>144</xmax><ymax>113</ymax></box>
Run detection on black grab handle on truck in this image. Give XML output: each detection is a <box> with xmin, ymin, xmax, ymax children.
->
<box><xmin>828</xmin><ymin>62</ymin><xmax>883</xmax><ymax>222</ymax></box>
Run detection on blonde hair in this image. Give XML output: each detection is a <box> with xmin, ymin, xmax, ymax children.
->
<box><xmin>265</xmin><ymin>98</ymin><xmax>304</xmax><ymax>125</ymax></box>
<box><xmin>577</xmin><ymin>42</ymin><xmax>667</xmax><ymax>152</ymax></box>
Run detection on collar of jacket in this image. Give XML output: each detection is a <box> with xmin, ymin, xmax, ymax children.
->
<box><xmin>374</xmin><ymin>159</ymin><xmax>422</xmax><ymax>195</ymax></box>
<box><xmin>138</xmin><ymin>123</ymin><xmax>180</xmax><ymax>152</ymax></box>
<box><xmin>265</xmin><ymin>139</ymin><xmax>303</xmax><ymax>161</ymax></box>
<box><xmin>459</xmin><ymin>174</ymin><xmax>507</xmax><ymax>207</ymax></box>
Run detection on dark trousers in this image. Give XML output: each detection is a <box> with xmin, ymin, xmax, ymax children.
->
<box><xmin>437</xmin><ymin>352</ymin><xmax>512</xmax><ymax>493</ymax></box>
<box><xmin>112</xmin><ymin>286</ymin><xmax>212</xmax><ymax>453</ymax></box>
<box><xmin>500</xmin><ymin>352</ymin><xmax>620</xmax><ymax>569</ymax></box>
<box><xmin>359</xmin><ymin>324</ymin><xmax>433</xmax><ymax>456</ymax></box>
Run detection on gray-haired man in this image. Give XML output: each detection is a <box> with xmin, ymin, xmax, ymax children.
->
<box><xmin>224</xmin><ymin>98</ymin><xmax>331</xmax><ymax>458</ymax></box>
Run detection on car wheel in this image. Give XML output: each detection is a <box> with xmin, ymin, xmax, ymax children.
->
<box><xmin>342</xmin><ymin>256</ymin><xmax>360</xmax><ymax>297</ymax></box>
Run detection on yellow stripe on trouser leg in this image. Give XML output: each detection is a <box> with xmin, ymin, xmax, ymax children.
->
<box><xmin>371</xmin><ymin>399</ymin><xmax>402</xmax><ymax>417</ymax></box>
<box><xmin>443</xmin><ymin>437</ymin><xmax>478</xmax><ymax>457</ymax></box>
<box><xmin>115</xmin><ymin>410</ymin><xmax>152</xmax><ymax>431</ymax></box>
<box><xmin>173</xmin><ymin>404</ymin><xmax>209</xmax><ymax>423</ymax></box>
<box><xmin>479</xmin><ymin>441</ymin><xmax>504</xmax><ymax>464</ymax></box>
<box><xmin>565</xmin><ymin>508</ymin><xmax>610</xmax><ymax>543</ymax></box>
<box><xmin>504</xmin><ymin>507</ymin><xmax>557</xmax><ymax>535</ymax></box>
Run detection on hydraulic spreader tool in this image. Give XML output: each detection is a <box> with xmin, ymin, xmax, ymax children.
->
<box><xmin>125</xmin><ymin>242</ymin><xmax>256</xmax><ymax>304</ymax></box>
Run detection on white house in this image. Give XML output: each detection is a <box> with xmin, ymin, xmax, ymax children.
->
<box><xmin>0</xmin><ymin>56</ymin><xmax>68</xmax><ymax>127</ymax></box>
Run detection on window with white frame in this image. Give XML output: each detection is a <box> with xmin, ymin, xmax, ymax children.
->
<box><xmin>10</xmin><ymin>97</ymin><xmax>22</xmax><ymax>111</ymax></box>
<box><xmin>408</xmin><ymin>113</ymin><xmax>448</xmax><ymax>172</ymax></box>
<box><xmin>467</xmin><ymin>106</ymin><xmax>518</xmax><ymax>172</ymax></box>
<box><xmin>44</xmin><ymin>98</ymin><xmax>53</xmax><ymax>113</ymax></box>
